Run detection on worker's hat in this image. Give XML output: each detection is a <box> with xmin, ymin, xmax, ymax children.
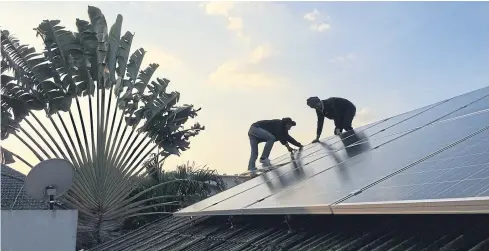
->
<box><xmin>282</xmin><ymin>117</ymin><xmax>296</xmax><ymax>126</ymax></box>
<box><xmin>306</xmin><ymin>96</ymin><xmax>321</xmax><ymax>107</ymax></box>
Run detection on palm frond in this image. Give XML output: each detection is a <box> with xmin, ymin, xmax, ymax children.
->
<box><xmin>1</xmin><ymin>5</ymin><xmax>205</xmax><ymax>249</ymax></box>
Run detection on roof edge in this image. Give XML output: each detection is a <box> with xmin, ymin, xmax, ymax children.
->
<box><xmin>332</xmin><ymin>196</ymin><xmax>489</xmax><ymax>214</ymax></box>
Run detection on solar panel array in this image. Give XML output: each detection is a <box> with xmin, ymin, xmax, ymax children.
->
<box><xmin>175</xmin><ymin>86</ymin><xmax>489</xmax><ymax>216</ymax></box>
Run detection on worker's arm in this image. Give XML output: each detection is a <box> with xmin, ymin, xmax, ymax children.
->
<box><xmin>280</xmin><ymin>139</ymin><xmax>293</xmax><ymax>153</ymax></box>
<box><xmin>286</xmin><ymin>135</ymin><xmax>302</xmax><ymax>148</ymax></box>
<box><xmin>316</xmin><ymin>109</ymin><xmax>325</xmax><ymax>139</ymax></box>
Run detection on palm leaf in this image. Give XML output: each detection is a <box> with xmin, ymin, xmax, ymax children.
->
<box><xmin>1</xmin><ymin>5</ymin><xmax>206</xmax><ymax>249</ymax></box>
<box><xmin>87</xmin><ymin>5</ymin><xmax>108</xmax><ymax>87</ymax></box>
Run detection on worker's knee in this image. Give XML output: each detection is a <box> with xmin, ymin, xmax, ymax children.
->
<box><xmin>263</xmin><ymin>132</ymin><xmax>275</xmax><ymax>142</ymax></box>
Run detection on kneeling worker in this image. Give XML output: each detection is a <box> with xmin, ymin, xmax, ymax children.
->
<box><xmin>306</xmin><ymin>96</ymin><xmax>356</xmax><ymax>143</ymax></box>
<box><xmin>248</xmin><ymin>117</ymin><xmax>303</xmax><ymax>174</ymax></box>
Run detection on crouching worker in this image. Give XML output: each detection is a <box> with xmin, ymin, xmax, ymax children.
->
<box><xmin>306</xmin><ymin>96</ymin><xmax>356</xmax><ymax>142</ymax></box>
<box><xmin>248</xmin><ymin>117</ymin><xmax>303</xmax><ymax>174</ymax></box>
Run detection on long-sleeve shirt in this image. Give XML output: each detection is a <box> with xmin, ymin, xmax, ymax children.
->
<box><xmin>316</xmin><ymin>97</ymin><xmax>356</xmax><ymax>137</ymax></box>
<box><xmin>251</xmin><ymin>119</ymin><xmax>302</xmax><ymax>147</ymax></box>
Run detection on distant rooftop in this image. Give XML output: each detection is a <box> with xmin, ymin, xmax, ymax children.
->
<box><xmin>1</xmin><ymin>165</ymin><xmax>67</xmax><ymax>210</ymax></box>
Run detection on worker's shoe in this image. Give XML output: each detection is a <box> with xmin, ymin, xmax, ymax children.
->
<box><xmin>259</xmin><ymin>158</ymin><xmax>272</xmax><ymax>170</ymax></box>
<box><xmin>248</xmin><ymin>168</ymin><xmax>258</xmax><ymax>178</ymax></box>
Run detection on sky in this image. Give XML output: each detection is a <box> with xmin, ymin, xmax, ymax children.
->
<box><xmin>1</xmin><ymin>1</ymin><xmax>489</xmax><ymax>176</ymax></box>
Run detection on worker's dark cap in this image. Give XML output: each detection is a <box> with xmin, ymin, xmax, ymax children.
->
<box><xmin>307</xmin><ymin>96</ymin><xmax>321</xmax><ymax>107</ymax></box>
<box><xmin>282</xmin><ymin>117</ymin><xmax>296</xmax><ymax>126</ymax></box>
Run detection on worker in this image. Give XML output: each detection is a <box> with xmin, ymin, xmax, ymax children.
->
<box><xmin>306</xmin><ymin>96</ymin><xmax>356</xmax><ymax>143</ymax></box>
<box><xmin>248</xmin><ymin>117</ymin><xmax>303</xmax><ymax>174</ymax></box>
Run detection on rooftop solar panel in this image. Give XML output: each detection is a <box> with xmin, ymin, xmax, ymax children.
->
<box><xmin>175</xmin><ymin>86</ymin><xmax>489</xmax><ymax>216</ymax></box>
<box><xmin>240</xmin><ymin>112</ymin><xmax>489</xmax><ymax>214</ymax></box>
<box><xmin>175</xmin><ymin>102</ymin><xmax>445</xmax><ymax>215</ymax></box>
<box><xmin>336</xmin><ymin>131</ymin><xmax>489</xmax><ymax>204</ymax></box>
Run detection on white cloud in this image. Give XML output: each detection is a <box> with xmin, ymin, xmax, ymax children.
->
<box><xmin>227</xmin><ymin>16</ymin><xmax>243</xmax><ymax>30</ymax></box>
<box><xmin>208</xmin><ymin>60</ymin><xmax>280</xmax><ymax>88</ymax></box>
<box><xmin>304</xmin><ymin>8</ymin><xmax>331</xmax><ymax>33</ymax></box>
<box><xmin>304</xmin><ymin>9</ymin><xmax>320</xmax><ymax>21</ymax></box>
<box><xmin>201</xmin><ymin>2</ymin><xmax>250</xmax><ymax>44</ymax></box>
<box><xmin>237</xmin><ymin>32</ymin><xmax>251</xmax><ymax>45</ymax></box>
<box><xmin>248</xmin><ymin>44</ymin><xmax>273</xmax><ymax>64</ymax></box>
<box><xmin>202</xmin><ymin>1</ymin><xmax>235</xmax><ymax>16</ymax></box>
<box><xmin>310</xmin><ymin>22</ymin><xmax>331</xmax><ymax>32</ymax></box>
<box><xmin>201</xmin><ymin>3</ymin><xmax>279</xmax><ymax>88</ymax></box>
<box><xmin>142</xmin><ymin>46</ymin><xmax>185</xmax><ymax>73</ymax></box>
<box><xmin>208</xmin><ymin>43</ymin><xmax>282</xmax><ymax>88</ymax></box>
<box><xmin>329</xmin><ymin>52</ymin><xmax>357</xmax><ymax>63</ymax></box>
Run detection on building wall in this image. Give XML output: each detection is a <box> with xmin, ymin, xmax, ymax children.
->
<box><xmin>1</xmin><ymin>209</ymin><xmax>78</xmax><ymax>251</ymax></box>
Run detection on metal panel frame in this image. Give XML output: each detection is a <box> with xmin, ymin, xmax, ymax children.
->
<box><xmin>175</xmin><ymin>204</ymin><xmax>335</xmax><ymax>216</ymax></box>
<box><xmin>331</xmin><ymin>196</ymin><xmax>489</xmax><ymax>214</ymax></box>
<box><xmin>175</xmin><ymin>197</ymin><xmax>489</xmax><ymax>216</ymax></box>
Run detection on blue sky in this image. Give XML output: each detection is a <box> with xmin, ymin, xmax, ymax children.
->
<box><xmin>2</xmin><ymin>1</ymin><xmax>488</xmax><ymax>175</ymax></box>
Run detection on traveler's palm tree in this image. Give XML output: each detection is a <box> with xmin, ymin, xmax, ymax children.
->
<box><xmin>1</xmin><ymin>6</ymin><xmax>206</xmax><ymax>245</ymax></box>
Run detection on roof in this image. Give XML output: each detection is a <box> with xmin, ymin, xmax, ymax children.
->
<box><xmin>1</xmin><ymin>165</ymin><xmax>66</xmax><ymax>210</ymax></box>
<box><xmin>91</xmin><ymin>86</ymin><xmax>489</xmax><ymax>250</ymax></box>
<box><xmin>176</xmin><ymin>86</ymin><xmax>489</xmax><ymax>217</ymax></box>
<box><xmin>90</xmin><ymin>214</ymin><xmax>489</xmax><ymax>251</ymax></box>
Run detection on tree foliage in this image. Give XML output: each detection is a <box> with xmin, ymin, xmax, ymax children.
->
<box><xmin>1</xmin><ymin>6</ymin><xmax>206</xmax><ymax>248</ymax></box>
<box><xmin>123</xmin><ymin>160</ymin><xmax>226</xmax><ymax>230</ymax></box>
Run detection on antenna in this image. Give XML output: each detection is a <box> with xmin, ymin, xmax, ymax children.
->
<box><xmin>25</xmin><ymin>159</ymin><xmax>74</xmax><ymax>210</ymax></box>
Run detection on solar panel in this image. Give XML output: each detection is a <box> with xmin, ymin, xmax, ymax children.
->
<box><xmin>173</xmin><ymin>112</ymin><xmax>419</xmax><ymax>215</ymax></box>
<box><xmin>239</xmin><ymin>112</ymin><xmax>489</xmax><ymax>214</ymax></box>
<box><xmin>175</xmin><ymin>86</ymin><xmax>489</xmax><ymax>216</ymax></box>
<box><xmin>336</xmin><ymin>132</ymin><xmax>489</xmax><ymax>204</ymax></box>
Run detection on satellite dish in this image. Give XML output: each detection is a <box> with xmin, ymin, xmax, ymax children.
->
<box><xmin>25</xmin><ymin>159</ymin><xmax>74</xmax><ymax>210</ymax></box>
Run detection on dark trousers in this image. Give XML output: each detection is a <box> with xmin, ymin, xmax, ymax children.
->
<box><xmin>248</xmin><ymin>126</ymin><xmax>276</xmax><ymax>170</ymax></box>
<box><xmin>342</xmin><ymin>107</ymin><xmax>356</xmax><ymax>131</ymax></box>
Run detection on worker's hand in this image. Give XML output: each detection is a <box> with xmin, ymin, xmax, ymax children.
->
<box><xmin>334</xmin><ymin>128</ymin><xmax>342</xmax><ymax>135</ymax></box>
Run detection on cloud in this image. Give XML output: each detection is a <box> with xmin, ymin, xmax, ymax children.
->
<box><xmin>201</xmin><ymin>3</ymin><xmax>279</xmax><ymax>88</ymax></box>
<box><xmin>227</xmin><ymin>16</ymin><xmax>243</xmax><ymax>30</ymax></box>
<box><xmin>208</xmin><ymin>43</ymin><xmax>282</xmax><ymax>88</ymax></box>
<box><xmin>329</xmin><ymin>52</ymin><xmax>357</xmax><ymax>63</ymax></box>
<box><xmin>202</xmin><ymin>1</ymin><xmax>235</xmax><ymax>16</ymax></box>
<box><xmin>310</xmin><ymin>22</ymin><xmax>331</xmax><ymax>32</ymax></box>
<box><xmin>208</xmin><ymin>60</ymin><xmax>280</xmax><ymax>88</ymax></box>
<box><xmin>208</xmin><ymin>44</ymin><xmax>281</xmax><ymax>88</ymax></box>
<box><xmin>304</xmin><ymin>9</ymin><xmax>320</xmax><ymax>21</ymax></box>
<box><xmin>248</xmin><ymin>44</ymin><xmax>273</xmax><ymax>64</ymax></box>
<box><xmin>201</xmin><ymin>1</ymin><xmax>250</xmax><ymax>43</ymax></box>
<box><xmin>304</xmin><ymin>8</ymin><xmax>331</xmax><ymax>32</ymax></box>
<box><xmin>142</xmin><ymin>46</ymin><xmax>185</xmax><ymax>73</ymax></box>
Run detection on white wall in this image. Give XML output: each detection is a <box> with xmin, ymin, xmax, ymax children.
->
<box><xmin>1</xmin><ymin>210</ymin><xmax>78</xmax><ymax>251</ymax></box>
